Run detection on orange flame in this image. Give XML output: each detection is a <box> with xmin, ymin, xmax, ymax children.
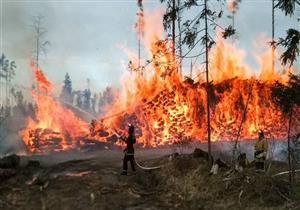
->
<box><xmin>19</xmin><ymin>7</ymin><xmax>300</xmax><ymax>153</ymax></box>
<box><xmin>106</xmin><ymin>8</ymin><xmax>299</xmax><ymax>146</ymax></box>
<box><xmin>19</xmin><ymin>62</ymin><xmax>90</xmax><ymax>153</ymax></box>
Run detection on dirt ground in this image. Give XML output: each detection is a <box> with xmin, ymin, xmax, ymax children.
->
<box><xmin>0</xmin><ymin>147</ymin><xmax>299</xmax><ymax>210</ymax></box>
<box><xmin>0</xmin><ymin>149</ymin><xmax>174</xmax><ymax>210</ymax></box>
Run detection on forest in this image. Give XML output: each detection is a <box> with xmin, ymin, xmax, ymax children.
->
<box><xmin>0</xmin><ymin>0</ymin><xmax>300</xmax><ymax>209</ymax></box>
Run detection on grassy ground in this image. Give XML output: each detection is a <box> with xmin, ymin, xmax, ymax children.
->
<box><xmin>0</xmin><ymin>150</ymin><xmax>299</xmax><ymax>210</ymax></box>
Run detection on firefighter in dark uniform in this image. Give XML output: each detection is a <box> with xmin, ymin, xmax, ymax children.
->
<box><xmin>254</xmin><ymin>130</ymin><xmax>268</xmax><ymax>171</ymax></box>
<box><xmin>121</xmin><ymin>124</ymin><xmax>136</xmax><ymax>175</ymax></box>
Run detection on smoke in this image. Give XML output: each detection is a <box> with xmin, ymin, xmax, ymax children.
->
<box><xmin>0</xmin><ymin>110</ymin><xmax>28</xmax><ymax>156</ymax></box>
<box><xmin>210</xmin><ymin>140</ymin><xmax>289</xmax><ymax>162</ymax></box>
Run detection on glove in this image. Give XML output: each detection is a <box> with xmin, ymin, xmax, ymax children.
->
<box><xmin>256</xmin><ymin>152</ymin><xmax>267</xmax><ymax>159</ymax></box>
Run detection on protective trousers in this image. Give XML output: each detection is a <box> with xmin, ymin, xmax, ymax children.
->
<box><xmin>123</xmin><ymin>154</ymin><xmax>136</xmax><ymax>172</ymax></box>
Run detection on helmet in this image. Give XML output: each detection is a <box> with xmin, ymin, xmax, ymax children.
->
<box><xmin>128</xmin><ymin>124</ymin><xmax>135</xmax><ymax>134</ymax></box>
<box><xmin>258</xmin><ymin>130</ymin><xmax>264</xmax><ymax>138</ymax></box>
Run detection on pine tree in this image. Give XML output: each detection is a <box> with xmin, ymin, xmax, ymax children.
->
<box><xmin>83</xmin><ymin>89</ymin><xmax>91</xmax><ymax>112</ymax></box>
<box><xmin>31</xmin><ymin>14</ymin><xmax>50</xmax><ymax>69</ymax></box>
<box><xmin>75</xmin><ymin>91</ymin><xmax>83</xmax><ymax>109</ymax></box>
<box><xmin>0</xmin><ymin>54</ymin><xmax>16</xmax><ymax>118</ymax></box>
<box><xmin>60</xmin><ymin>73</ymin><xmax>73</xmax><ymax>104</ymax></box>
<box><xmin>275</xmin><ymin>0</ymin><xmax>300</xmax><ymax>66</ymax></box>
<box><xmin>98</xmin><ymin>86</ymin><xmax>116</xmax><ymax>114</ymax></box>
<box><xmin>91</xmin><ymin>93</ymin><xmax>98</xmax><ymax>114</ymax></box>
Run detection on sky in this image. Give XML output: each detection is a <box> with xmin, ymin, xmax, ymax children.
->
<box><xmin>0</xmin><ymin>0</ymin><xmax>299</xmax><ymax>98</ymax></box>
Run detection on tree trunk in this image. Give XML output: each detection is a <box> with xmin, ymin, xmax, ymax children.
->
<box><xmin>177</xmin><ymin>0</ymin><xmax>182</xmax><ymax>76</ymax></box>
<box><xmin>233</xmin><ymin>81</ymin><xmax>254</xmax><ymax>164</ymax></box>
<box><xmin>271</xmin><ymin>0</ymin><xmax>275</xmax><ymax>73</ymax></box>
<box><xmin>5</xmin><ymin>68</ymin><xmax>7</xmax><ymax>109</ymax></box>
<box><xmin>172</xmin><ymin>0</ymin><xmax>176</xmax><ymax>70</ymax></box>
<box><xmin>287</xmin><ymin>108</ymin><xmax>293</xmax><ymax>185</ymax></box>
<box><xmin>204</xmin><ymin>0</ymin><xmax>212</xmax><ymax>167</ymax></box>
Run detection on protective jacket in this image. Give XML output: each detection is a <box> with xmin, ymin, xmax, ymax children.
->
<box><xmin>254</xmin><ymin>138</ymin><xmax>268</xmax><ymax>161</ymax></box>
<box><xmin>124</xmin><ymin>134</ymin><xmax>136</xmax><ymax>155</ymax></box>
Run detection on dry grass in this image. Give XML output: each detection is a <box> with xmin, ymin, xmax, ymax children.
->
<box><xmin>147</xmin><ymin>153</ymin><xmax>296</xmax><ymax>210</ymax></box>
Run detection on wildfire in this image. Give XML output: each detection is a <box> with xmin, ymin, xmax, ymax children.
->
<box><xmin>19</xmin><ymin>6</ymin><xmax>300</xmax><ymax>153</ymax></box>
<box><xmin>102</xmin><ymin>7</ymin><xmax>299</xmax><ymax>146</ymax></box>
<box><xmin>19</xmin><ymin>62</ymin><xmax>90</xmax><ymax>153</ymax></box>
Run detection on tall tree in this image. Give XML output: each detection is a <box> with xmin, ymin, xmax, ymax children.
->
<box><xmin>60</xmin><ymin>73</ymin><xmax>73</xmax><ymax>104</ymax></box>
<box><xmin>75</xmin><ymin>91</ymin><xmax>83</xmax><ymax>109</ymax></box>
<box><xmin>177</xmin><ymin>0</ymin><xmax>183</xmax><ymax>75</ymax></box>
<box><xmin>227</xmin><ymin>0</ymin><xmax>242</xmax><ymax>32</ymax></box>
<box><xmin>0</xmin><ymin>54</ymin><xmax>16</xmax><ymax>117</ymax></box>
<box><xmin>31</xmin><ymin>14</ymin><xmax>50</xmax><ymax>69</ymax></box>
<box><xmin>272</xmin><ymin>0</ymin><xmax>276</xmax><ymax>73</ymax></box>
<box><xmin>91</xmin><ymin>93</ymin><xmax>98</xmax><ymax>114</ymax></box>
<box><xmin>160</xmin><ymin>0</ymin><xmax>233</xmax><ymax>167</ymax></box>
<box><xmin>83</xmin><ymin>89</ymin><xmax>91</xmax><ymax>112</ymax></box>
<box><xmin>98</xmin><ymin>86</ymin><xmax>116</xmax><ymax>115</ymax></box>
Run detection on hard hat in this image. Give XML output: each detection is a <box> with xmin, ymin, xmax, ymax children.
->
<box><xmin>258</xmin><ymin>130</ymin><xmax>264</xmax><ymax>138</ymax></box>
<box><xmin>128</xmin><ymin>124</ymin><xmax>135</xmax><ymax>133</ymax></box>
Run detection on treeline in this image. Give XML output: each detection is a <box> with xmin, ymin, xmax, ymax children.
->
<box><xmin>0</xmin><ymin>55</ymin><xmax>117</xmax><ymax>124</ymax></box>
<box><xmin>59</xmin><ymin>73</ymin><xmax>117</xmax><ymax>116</ymax></box>
<box><xmin>0</xmin><ymin>54</ymin><xmax>36</xmax><ymax>122</ymax></box>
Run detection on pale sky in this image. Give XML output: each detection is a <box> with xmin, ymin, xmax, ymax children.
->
<box><xmin>0</xmin><ymin>0</ymin><xmax>299</xmax><ymax>98</ymax></box>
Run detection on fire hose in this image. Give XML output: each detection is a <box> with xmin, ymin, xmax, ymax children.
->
<box><xmin>133</xmin><ymin>157</ymin><xmax>162</xmax><ymax>170</ymax></box>
<box><xmin>64</xmin><ymin>104</ymin><xmax>163</xmax><ymax>170</ymax></box>
<box><xmin>111</xmin><ymin>130</ymin><xmax>162</xmax><ymax>171</ymax></box>
<box><xmin>273</xmin><ymin>169</ymin><xmax>300</xmax><ymax>177</ymax></box>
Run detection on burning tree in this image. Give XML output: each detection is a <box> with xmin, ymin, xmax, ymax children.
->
<box><xmin>160</xmin><ymin>0</ymin><xmax>235</xmax><ymax>165</ymax></box>
<box><xmin>19</xmin><ymin>62</ymin><xmax>90</xmax><ymax>153</ymax></box>
<box><xmin>18</xmin><ymin>1</ymin><xmax>300</xmax><ymax>156</ymax></box>
<box><xmin>31</xmin><ymin>14</ymin><xmax>50</xmax><ymax>70</ymax></box>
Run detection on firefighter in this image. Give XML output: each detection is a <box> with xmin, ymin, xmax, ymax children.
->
<box><xmin>120</xmin><ymin>124</ymin><xmax>136</xmax><ymax>175</ymax></box>
<box><xmin>254</xmin><ymin>130</ymin><xmax>268</xmax><ymax>171</ymax></box>
<box><xmin>89</xmin><ymin>120</ymin><xmax>97</xmax><ymax>136</ymax></box>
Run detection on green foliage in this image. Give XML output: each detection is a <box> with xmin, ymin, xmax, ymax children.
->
<box><xmin>63</xmin><ymin>73</ymin><xmax>72</xmax><ymax>95</ymax></box>
<box><xmin>60</xmin><ymin>73</ymin><xmax>73</xmax><ymax>103</ymax></box>
<box><xmin>271</xmin><ymin>73</ymin><xmax>300</xmax><ymax>114</ymax></box>
<box><xmin>275</xmin><ymin>0</ymin><xmax>300</xmax><ymax>16</ymax></box>
<box><xmin>0</xmin><ymin>54</ymin><xmax>16</xmax><ymax>81</ymax></box>
<box><xmin>162</xmin><ymin>5</ymin><xmax>177</xmax><ymax>30</ymax></box>
<box><xmin>277</xmin><ymin>29</ymin><xmax>300</xmax><ymax>66</ymax></box>
<box><xmin>222</xmin><ymin>25</ymin><xmax>236</xmax><ymax>39</ymax></box>
<box><xmin>160</xmin><ymin>0</ymin><xmax>227</xmax><ymax>54</ymax></box>
<box><xmin>182</xmin><ymin>30</ymin><xmax>198</xmax><ymax>48</ymax></box>
<box><xmin>83</xmin><ymin>89</ymin><xmax>91</xmax><ymax>111</ymax></box>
